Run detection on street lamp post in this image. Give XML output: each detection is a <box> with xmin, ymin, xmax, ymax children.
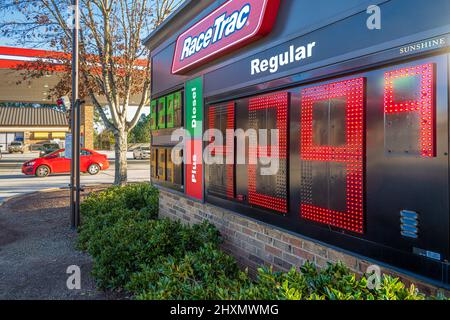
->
<box><xmin>70</xmin><ymin>0</ymin><xmax>81</xmax><ymax>229</ymax></box>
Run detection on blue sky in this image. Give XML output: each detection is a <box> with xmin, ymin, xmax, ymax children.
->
<box><xmin>0</xmin><ymin>8</ymin><xmax>18</xmax><ymax>46</ymax></box>
<box><xmin>0</xmin><ymin>36</ymin><xmax>14</xmax><ymax>47</ymax></box>
<box><xmin>0</xmin><ymin>8</ymin><xmax>52</xmax><ymax>49</ymax></box>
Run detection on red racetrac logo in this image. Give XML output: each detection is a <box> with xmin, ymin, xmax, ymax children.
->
<box><xmin>171</xmin><ymin>0</ymin><xmax>281</xmax><ymax>74</ymax></box>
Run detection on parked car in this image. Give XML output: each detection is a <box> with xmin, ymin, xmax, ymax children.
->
<box><xmin>22</xmin><ymin>148</ymin><xmax>109</xmax><ymax>177</ymax></box>
<box><xmin>8</xmin><ymin>141</ymin><xmax>25</xmax><ymax>154</ymax></box>
<box><xmin>39</xmin><ymin>143</ymin><xmax>61</xmax><ymax>157</ymax></box>
<box><xmin>133</xmin><ymin>146</ymin><xmax>151</xmax><ymax>160</ymax></box>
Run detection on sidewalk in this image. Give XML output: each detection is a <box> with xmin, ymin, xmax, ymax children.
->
<box><xmin>0</xmin><ymin>187</ymin><xmax>126</xmax><ymax>300</ymax></box>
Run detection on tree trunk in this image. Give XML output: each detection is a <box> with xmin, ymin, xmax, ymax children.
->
<box><xmin>114</xmin><ymin>127</ymin><xmax>128</xmax><ymax>185</ymax></box>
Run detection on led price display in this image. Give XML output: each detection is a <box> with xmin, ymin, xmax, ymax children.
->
<box><xmin>167</xmin><ymin>147</ymin><xmax>183</xmax><ymax>185</ymax></box>
<box><xmin>207</xmin><ymin>102</ymin><xmax>235</xmax><ymax>199</ymax></box>
<box><xmin>151</xmin><ymin>148</ymin><xmax>157</xmax><ymax>179</ymax></box>
<box><xmin>173</xmin><ymin>91</ymin><xmax>183</xmax><ymax>127</ymax></box>
<box><xmin>166</xmin><ymin>147</ymin><xmax>174</xmax><ymax>183</ymax></box>
<box><xmin>157</xmin><ymin>148</ymin><xmax>166</xmax><ymax>180</ymax></box>
<box><xmin>384</xmin><ymin>63</ymin><xmax>435</xmax><ymax>157</ymax></box>
<box><xmin>300</xmin><ymin>78</ymin><xmax>365</xmax><ymax>233</ymax></box>
<box><xmin>150</xmin><ymin>100</ymin><xmax>157</xmax><ymax>130</ymax></box>
<box><xmin>166</xmin><ymin>94</ymin><xmax>175</xmax><ymax>128</ymax></box>
<box><xmin>248</xmin><ymin>92</ymin><xmax>288</xmax><ymax>214</ymax></box>
<box><xmin>158</xmin><ymin>97</ymin><xmax>166</xmax><ymax>129</ymax></box>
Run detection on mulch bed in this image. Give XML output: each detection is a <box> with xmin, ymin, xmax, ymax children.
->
<box><xmin>0</xmin><ymin>186</ymin><xmax>128</xmax><ymax>300</ymax></box>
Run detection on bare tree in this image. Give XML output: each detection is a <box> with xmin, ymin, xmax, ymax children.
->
<box><xmin>0</xmin><ymin>0</ymin><xmax>183</xmax><ymax>185</ymax></box>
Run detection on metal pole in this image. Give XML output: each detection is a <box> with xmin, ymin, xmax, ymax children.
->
<box><xmin>70</xmin><ymin>0</ymin><xmax>80</xmax><ymax>229</ymax></box>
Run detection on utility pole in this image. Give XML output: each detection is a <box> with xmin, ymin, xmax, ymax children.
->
<box><xmin>70</xmin><ymin>0</ymin><xmax>81</xmax><ymax>229</ymax></box>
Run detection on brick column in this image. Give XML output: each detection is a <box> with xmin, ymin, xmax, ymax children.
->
<box><xmin>81</xmin><ymin>104</ymin><xmax>94</xmax><ymax>150</ymax></box>
<box><xmin>24</xmin><ymin>131</ymin><xmax>31</xmax><ymax>152</ymax></box>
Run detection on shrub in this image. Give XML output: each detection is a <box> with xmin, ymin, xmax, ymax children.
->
<box><xmin>128</xmin><ymin>243</ymin><xmax>251</xmax><ymax>300</ymax></box>
<box><xmin>77</xmin><ymin>207</ymin><xmax>155</xmax><ymax>251</ymax></box>
<box><xmin>130</xmin><ymin>259</ymin><xmax>439</xmax><ymax>300</ymax></box>
<box><xmin>231</xmin><ymin>262</ymin><xmax>428</xmax><ymax>300</ymax></box>
<box><xmin>79</xmin><ymin>184</ymin><xmax>221</xmax><ymax>290</ymax></box>
<box><xmin>80</xmin><ymin>183</ymin><xmax>159</xmax><ymax>220</ymax></box>
<box><xmin>85</xmin><ymin>218</ymin><xmax>221</xmax><ymax>289</ymax></box>
<box><xmin>78</xmin><ymin>183</ymin><xmax>159</xmax><ymax>250</ymax></box>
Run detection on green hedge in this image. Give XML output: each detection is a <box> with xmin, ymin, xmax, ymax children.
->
<box><xmin>129</xmin><ymin>251</ymin><xmax>438</xmax><ymax>300</ymax></box>
<box><xmin>127</xmin><ymin>243</ymin><xmax>251</xmax><ymax>300</ymax></box>
<box><xmin>78</xmin><ymin>184</ymin><xmax>447</xmax><ymax>300</ymax></box>
<box><xmin>78</xmin><ymin>184</ymin><xmax>159</xmax><ymax>250</ymax></box>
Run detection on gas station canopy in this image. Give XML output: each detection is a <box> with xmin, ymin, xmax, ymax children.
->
<box><xmin>0</xmin><ymin>47</ymin><xmax>62</xmax><ymax>104</ymax></box>
<box><xmin>0</xmin><ymin>46</ymin><xmax>146</xmax><ymax>105</ymax></box>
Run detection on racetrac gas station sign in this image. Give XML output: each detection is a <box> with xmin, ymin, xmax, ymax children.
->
<box><xmin>171</xmin><ymin>0</ymin><xmax>281</xmax><ymax>74</ymax></box>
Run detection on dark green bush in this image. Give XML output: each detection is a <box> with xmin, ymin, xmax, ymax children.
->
<box><xmin>84</xmin><ymin>217</ymin><xmax>221</xmax><ymax>289</ymax></box>
<box><xmin>80</xmin><ymin>183</ymin><xmax>159</xmax><ymax>220</ymax></box>
<box><xmin>78</xmin><ymin>183</ymin><xmax>159</xmax><ymax>250</ymax></box>
<box><xmin>78</xmin><ymin>207</ymin><xmax>155</xmax><ymax>251</ymax></box>
<box><xmin>131</xmin><ymin>259</ymin><xmax>435</xmax><ymax>300</ymax></box>
<box><xmin>232</xmin><ymin>262</ymin><xmax>428</xmax><ymax>300</ymax></box>
<box><xmin>128</xmin><ymin>243</ymin><xmax>251</xmax><ymax>300</ymax></box>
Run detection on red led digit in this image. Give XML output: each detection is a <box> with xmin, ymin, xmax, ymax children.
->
<box><xmin>208</xmin><ymin>106</ymin><xmax>215</xmax><ymax>140</ymax></box>
<box><xmin>208</xmin><ymin>103</ymin><xmax>235</xmax><ymax>199</ymax></box>
<box><xmin>226</xmin><ymin>103</ymin><xmax>235</xmax><ymax>199</ymax></box>
<box><xmin>248</xmin><ymin>92</ymin><xmax>288</xmax><ymax>214</ymax></box>
<box><xmin>384</xmin><ymin>63</ymin><xmax>435</xmax><ymax>157</ymax></box>
<box><xmin>300</xmin><ymin>78</ymin><xmax>365</xmax><ymax>233</ymax></box>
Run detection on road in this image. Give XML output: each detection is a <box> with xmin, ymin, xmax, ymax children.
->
<box><xmin>0</xmin><ymin>151</ymin><xmax>150</xmax><ymax>203</ymax></box>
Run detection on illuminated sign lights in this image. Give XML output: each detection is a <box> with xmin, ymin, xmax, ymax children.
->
<box><xmin>172</xmin><ymin>0</ymin><xmax>281</xmax><ymax>74</ymax></box>
<box><xmin>384</xmin><ymin>63</ymin><xmax>435</xmax><ymax>157</ymax></box>
<box><xmin>300</xmin><ymin>78</ymin><xmax>365</xmax><ymax>233</ymax></box>
<box><xmin>226</xmin><ymin>103</ymin><xmax>235</xmax><ymax>199</ymax></box>
<box><xmin>248</xmin><ymin>92</ymin><xmax>288</xmax><ymax>214</ymax></box>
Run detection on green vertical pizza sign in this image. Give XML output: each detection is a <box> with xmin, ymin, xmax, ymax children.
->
<box><xmin>185</xmin><ymin>77</ymin><xmax>203</xmax><ymax>200</ymax></box>
<box><xmin>185</xmin><ymin>77</ymin><xmax>203</xmax><ymax>138</ymax></box>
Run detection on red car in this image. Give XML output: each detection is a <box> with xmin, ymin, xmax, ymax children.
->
<box><xmin>22</xmin><ymin>148</ymin><xmax>110</xmax><ymax>177</ymax></box>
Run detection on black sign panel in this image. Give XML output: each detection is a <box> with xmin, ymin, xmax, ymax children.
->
<box><xmin>205</xmin><ymin>54</ymin><xmax>450</xmax><ymax>286</ymax></box>
<box><xmin>204</xmin><ymin>0</ymin><xmax>450</xmax><ymax>97</ymax></box>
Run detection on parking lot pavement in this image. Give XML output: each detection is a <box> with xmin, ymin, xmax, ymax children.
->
<box><xmin>0</xmin><ymin>187</ymin><xmax>127</xmax><ymax>300</ymax></box>
<box><xmin>0</xmin><ymin>151</ymin><xmax>150</xmax><ymax>203</ymax></box>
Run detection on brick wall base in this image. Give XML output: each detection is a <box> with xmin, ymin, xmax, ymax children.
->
<box><xmin>158</xmin><ymin>188</ymin><xmax>449</xmax><ymax>297</ymax></box>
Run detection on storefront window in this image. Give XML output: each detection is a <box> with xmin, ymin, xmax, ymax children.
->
<box><xmin>33</xmin><ymin>132</ymin><xmax>50</xmax><ymax>140</ymax></box>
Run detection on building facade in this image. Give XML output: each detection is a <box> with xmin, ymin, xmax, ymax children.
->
<box><xmin>145</xmin><ymin>0</ymin><xmax>450</xmax><ymax>291</ymax></box>
<box><xmin>0</xmin><ymin>106</ymin><xmax>94</xmax><ymax>151</ymax></box>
